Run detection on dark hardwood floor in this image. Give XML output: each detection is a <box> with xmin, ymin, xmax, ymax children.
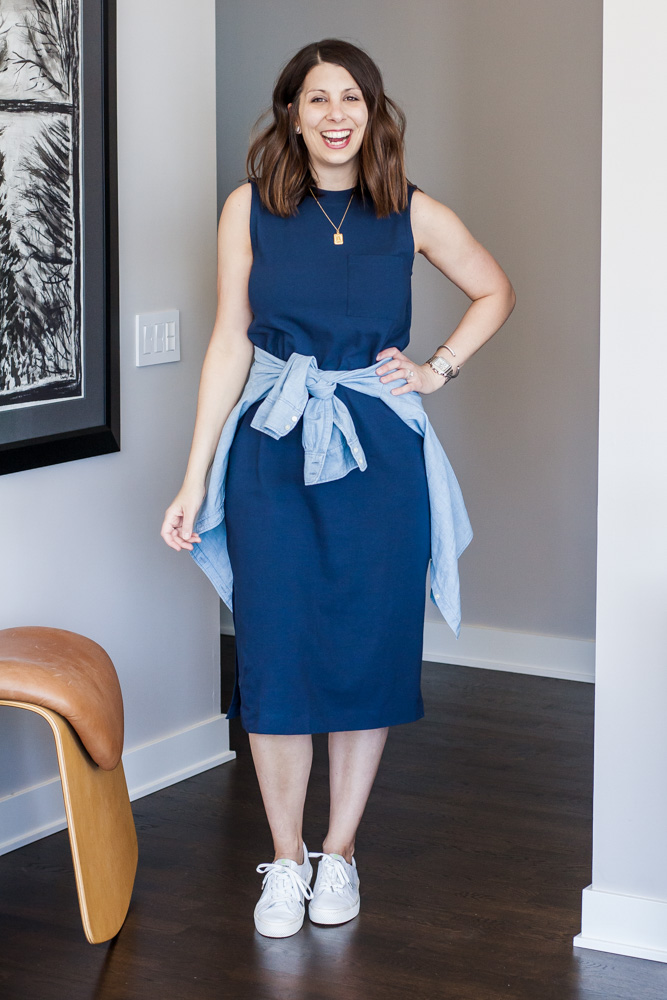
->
<box><xmin>1</xmin><ymin>647</ymin><xmax>666</xmax><ymax>1000</ymax></box>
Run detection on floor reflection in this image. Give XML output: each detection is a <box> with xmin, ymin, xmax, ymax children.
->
<box><xmin>251</xmin><ymin>918</ymin><xmax>363</xmax><ymax>1000</ymax></box>
<box><xmin>571</xmin><ymin>944</ymin><xmax>667</xmax><ymax>999</ymax></box>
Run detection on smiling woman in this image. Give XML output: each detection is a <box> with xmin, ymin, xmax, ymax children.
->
<box><xmin>161</xmin><ymin>37</ymin><xmax>515</xmax><ymax>941</ymax></box>
<box><xmin>246</xmin><ymin>39</ymin><xmax>409</xmax><ymax>217</ymax></box>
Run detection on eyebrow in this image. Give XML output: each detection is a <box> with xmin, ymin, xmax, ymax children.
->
<box><xmin>305</xmin><ymin>87</ymin><xmax>361</xmax><ymax>95</ymax></box>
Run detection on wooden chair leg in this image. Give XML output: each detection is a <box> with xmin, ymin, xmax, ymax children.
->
<box><xmin>0</xmin><ymin>701</ymin><xmax>138</xmax><ymax>944</ymax></box>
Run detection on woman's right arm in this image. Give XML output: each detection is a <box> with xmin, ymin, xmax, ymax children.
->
<box><xmin>160</xmin><ymin>182</ymin><xmax>254</xmax><ymax>552</ymax></box>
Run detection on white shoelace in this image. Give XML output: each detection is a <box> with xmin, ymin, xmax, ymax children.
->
<box><xmin>308</xmin><ymin>852</ymin><xmax>354</xmax><ymax>895</ymax></box>
<box><xmin>255</xmin><ymin>861</ymin><xmax>314</xmax><ymax>906</ymax></box>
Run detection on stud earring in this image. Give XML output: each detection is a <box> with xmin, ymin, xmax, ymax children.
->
<box><xmin>295</xmin><ymin>126</ymin><xmax>301</xmax><ymax>134</ymax></box>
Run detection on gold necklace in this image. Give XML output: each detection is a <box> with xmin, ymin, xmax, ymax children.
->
<box><xmin>309</xmin><ymin>187</ymin><xmax>354</xmax><ymax>245</ymax></box>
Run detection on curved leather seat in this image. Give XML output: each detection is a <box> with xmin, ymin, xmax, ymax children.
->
<box><xmin>0</xmin><ymin>625</ymin><xmax>123</xmax><ymax>770</ymax></box>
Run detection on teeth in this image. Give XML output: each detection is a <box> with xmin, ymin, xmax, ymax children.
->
<box><xmin>322</xmin><ymin>130</ymin><xmax>351</xmax><ymax>139</ymax></box>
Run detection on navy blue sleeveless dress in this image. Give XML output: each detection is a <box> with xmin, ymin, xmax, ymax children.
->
<box><xmin>223</xmin><ymin>181</ymin><xmax>431</xmax><ymax>734</ymax></box>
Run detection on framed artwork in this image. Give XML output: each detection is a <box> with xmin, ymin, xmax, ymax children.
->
<box><xmin>0</xmin><ymin>0</ymin><xmax>118</xmax><ymax>476</ymax></box>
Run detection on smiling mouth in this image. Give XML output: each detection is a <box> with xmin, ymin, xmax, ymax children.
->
<box><xmin>320</xmin><ymin>130</ymin><xmax>352</xmax><ymax>149</ymax></box>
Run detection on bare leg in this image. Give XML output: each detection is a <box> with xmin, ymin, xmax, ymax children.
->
<box><xmin>248</xmin><ymin>733</ymin><xmax>313</xmax><ymax>864</ymax></box>
<box><xmin>323</xmin><ymin>727</ymin><xmax>389</xmax><ymax>864</ymax></box>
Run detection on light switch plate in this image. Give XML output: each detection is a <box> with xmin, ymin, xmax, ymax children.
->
<box><xmin>136</xmin><ymin>309</ymin><xmax>180</xmax><ymax>366</ymax></box>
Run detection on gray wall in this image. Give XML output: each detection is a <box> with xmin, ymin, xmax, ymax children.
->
<box><xmin>0</xmin><ymin>1</ymin><xmax>222</xmax><ymax>805</ymax></box>
<box><xmin>216</xmin><ymin>0</ymin><xmax>601</xmax><ymax>641</ymax></box>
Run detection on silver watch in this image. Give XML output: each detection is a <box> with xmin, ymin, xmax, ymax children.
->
<box><xmin>426</xmin><ymin>353</ymin><xmax>460</xmax><ymax>380</ymax></box>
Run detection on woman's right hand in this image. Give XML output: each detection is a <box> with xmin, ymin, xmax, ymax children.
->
<box><xmin>160</xmin><ymin>484</ymin><xmax>206</xmax><ymax>552</ymax></box>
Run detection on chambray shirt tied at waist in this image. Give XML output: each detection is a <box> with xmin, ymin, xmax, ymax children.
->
<box><xmin>191</xmin><ymin>345</ymin><xmax>473</xmax><ymax>637</ymax></box>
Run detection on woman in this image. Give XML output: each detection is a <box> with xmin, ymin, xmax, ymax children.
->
<box><xmin>161</xmin><ymin>38</ymin><xmax>515</xmax><ymax>939</ymax></box>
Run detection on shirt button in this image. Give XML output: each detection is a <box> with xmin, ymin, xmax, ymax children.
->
<box><xmin>353</xmin><ymin>447</ymin><xmax>358</xmax><ymax>453</ymax></box>
<box><xmin>284</xmin><ymin>423</ymin><xmax>291</xmax><ymax>430</ymax></box>
<box><xmin>291</xmin><ymin>415</ymin><xmax>298</xmax><ymax>422</ymax></box>
<box><xmin>434</xmin><ymin>592</ymin><xmax>440</xmax><ymax>599</ymax></box>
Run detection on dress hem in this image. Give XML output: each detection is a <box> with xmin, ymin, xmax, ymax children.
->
<box><xmin>227</xmin><ymin>705</ymin><xmax>426</xmax><ymax>735</ymax></box>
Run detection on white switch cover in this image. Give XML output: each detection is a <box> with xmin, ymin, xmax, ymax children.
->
<box><xmin>136</xmin><ymin>309</ymin><xmax>180</xmax><ymax>366</ymax></box>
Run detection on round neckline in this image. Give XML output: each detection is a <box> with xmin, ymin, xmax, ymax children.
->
<box><xmin>312</xmin><ymin>185</ymin><xmax>357</xmax><ymax>195</ymax></box>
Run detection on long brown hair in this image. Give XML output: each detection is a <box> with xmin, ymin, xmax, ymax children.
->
<box><xmin>246</xmin><ymin>39</ymin><xmax>411</xmax><ymax>218</ymax></box>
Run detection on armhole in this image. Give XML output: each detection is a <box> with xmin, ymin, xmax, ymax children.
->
<box><xmin>248</xmin><ymin>178</ymin><xmax>259</xmax><ymax>256</ymax></box>
<box><xmin>405</xmin><ymin>183</ymin><xmax>417</xmax><ymax>258</ymax></box>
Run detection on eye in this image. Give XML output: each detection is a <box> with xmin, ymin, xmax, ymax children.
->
<box><xmin>310</xmin><ymin>96</ymin><xmax>326</xmax><ymax>103</ymax></box>
<box><xmin>345</xmin><ymin>95</ymin><xmax>360</xmax><ymax>101</ymax></box>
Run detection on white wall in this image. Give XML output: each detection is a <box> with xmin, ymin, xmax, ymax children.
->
<box><xmin>215</xmin><ymin>0</ymin><xmax>601</xmax><ymax>676</ymax></box>
<box><xmin>574</xmin><ymin>0</ymin><xmax>667</xmax><ymax>963</ymax></box>
<box><xmin>0</xmin><ymin>0</ymin><xmax>232</xmax><ymax>855</ymax></box>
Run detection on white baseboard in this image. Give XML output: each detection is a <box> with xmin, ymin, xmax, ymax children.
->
<box><xmin>224</xmin><ymin>619</ymin><xmax>595</xmax><ymax>683</ymax></box>
<box><xmin>423</xmin><ymin>620</ymin><xmax>595</xmax><ymax>683</ymax></box>
<box><xmin>574</xmin><ymin>885</ymin><xmax>667</xmax><ymax>963</ymax></box>
<box><xmin>0</xmin><ymin>715</ymin><xmax>235</xmax><ymax>857</ymax></box>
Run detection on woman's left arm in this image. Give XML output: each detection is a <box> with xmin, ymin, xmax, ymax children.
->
<box><xmin>376</xmin><ymin>188</ymin><xmax>516</xmax><ymax>395</ymax></box>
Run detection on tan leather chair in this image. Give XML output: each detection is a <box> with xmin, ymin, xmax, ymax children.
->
<box><xmin>0</xmin><ymin>626</ymin><xmax>138</xmax><ymax>943</ymax></box>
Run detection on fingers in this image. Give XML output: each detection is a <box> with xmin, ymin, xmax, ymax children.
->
<box><xmin>376</xmin><ymin>352</ymin><xmax>446</xmax><ymax>395</ymax></box>
<box><xmin>160</xmin><ymin>510</ymin><xmax>179</xmax><ymax>550</ymax></box>
<box><xmin>378</xmin><ymin>365</ymin><xmax>406</xmax><ymax>382</ymax></box>
<box><xmin>390</xmin><ymin>381</ymin><xmax>417</xmax><ymax>396</ymax></box>
<box><xmin>160</xmin><ymin>518</ymin><xmax>187</xmax><ymax>552</ymax></box>
<box><xmin>375</xmin><ymin>347</ymin><xmax>405</xmax><ymax>376</ymax></box>
<box><xmin>160</xmin><ymin>504</ymin><xmax>202</xmax><ymax>553</ymax></box>
<box><xmin>162</xmin><ymin>525</ymin><xmax>202</xmax><ymax>552</ymax></box>
<box><xmin>376</xmin><ymin>352</ymin><xmax>417</xmax><ymax>393</ymax></box>
<box><xmin>377</xmin><ymin>361</ymin><xmax>411</xmax><ymax>382</ymax></box>
<box><xmin>180</xmin><ymin>529</ymin><xmax>202</xmax><ymax>548</ymax></box>
<box><xmin>376</xmin><ymin>357</ymin><xmax>438</xmax><ymax>395</ymax></box>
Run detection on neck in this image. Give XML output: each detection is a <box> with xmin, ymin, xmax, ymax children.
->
<box><xmin>310</xmin><ymin>164</ymin><xmax>359</xmax><ymax>191</ymax></box>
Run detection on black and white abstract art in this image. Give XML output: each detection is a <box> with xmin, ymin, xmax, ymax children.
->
<box><xmin>0</xmin><ymin>0</ymin><xmax>82</xmax><ymax>409</ymax></box>
<box><xmin>0</xmin><ymin>0</ymin><xmax>118</xmax><ymax>477</ymax></box>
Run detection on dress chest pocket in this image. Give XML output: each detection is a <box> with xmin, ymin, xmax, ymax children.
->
<box><xmin>346</xmin><ymin>254</ymin><xmax>411</xmax><ymax>320</ymax></box>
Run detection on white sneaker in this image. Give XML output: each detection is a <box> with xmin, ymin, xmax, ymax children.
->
<box><xmin>254</xmin><ymin>842</ymin><xmax>314</xmax><ymax>938</ymax></box>
<box><xmin>307</xmin><ymin>851</ymin><xmax>361</xmax><ymax>925</ymax></box>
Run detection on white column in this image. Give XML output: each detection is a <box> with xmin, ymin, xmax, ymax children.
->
<box><xmin>574</xmin><ymin>0</ymin><xmax>667</xmax><ymax>963</ymax></box>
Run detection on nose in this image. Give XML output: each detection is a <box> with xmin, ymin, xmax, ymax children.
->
<box><xmin>326</xmin><ymin>101</ymin><xmax>345</xmax><ymax>122</ymax></box>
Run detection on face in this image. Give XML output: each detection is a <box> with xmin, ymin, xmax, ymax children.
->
<box><xmin>290</xmin><ymin>62</ymin><xmax>369</xmax><ymax>184</ymax></box>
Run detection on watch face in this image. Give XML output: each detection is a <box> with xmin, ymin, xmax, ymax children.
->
<box><xmin>430</xmin><ymin>357</ymin><xmax>451</xmax><ymax>376</ymax></box>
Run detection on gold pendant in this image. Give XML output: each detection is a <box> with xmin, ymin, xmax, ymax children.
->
<box><xmin>334</xmin><ymin>233</ymin><xmax>344</xmax><ymax>245</ymax></box>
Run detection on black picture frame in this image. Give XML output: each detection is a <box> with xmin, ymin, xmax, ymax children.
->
<box><xmin>0</xmin><ymin>0</ymin><xmax>119</xmax><ymax>477</ymax></box>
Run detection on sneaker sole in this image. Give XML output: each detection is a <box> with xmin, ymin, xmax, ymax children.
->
<box><xmin>254</xmin><ymin>910</ymin><xmax>306</xmax><ymax>938</ymax></box>
<box><xmin>308</xmin><ymin>898</ymin><xmax>360</xmax><ymax>925</ymax></box>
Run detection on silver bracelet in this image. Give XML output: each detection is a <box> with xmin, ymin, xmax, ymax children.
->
<box><xmin>426</xmin><ymin>353</ymin><xmax>460</xmax><ymax>381</ymax></box>
<box><xmin>441</xmin><ymin>343</ymin><xmax>457</xmax><ymax>359</ymax></box>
